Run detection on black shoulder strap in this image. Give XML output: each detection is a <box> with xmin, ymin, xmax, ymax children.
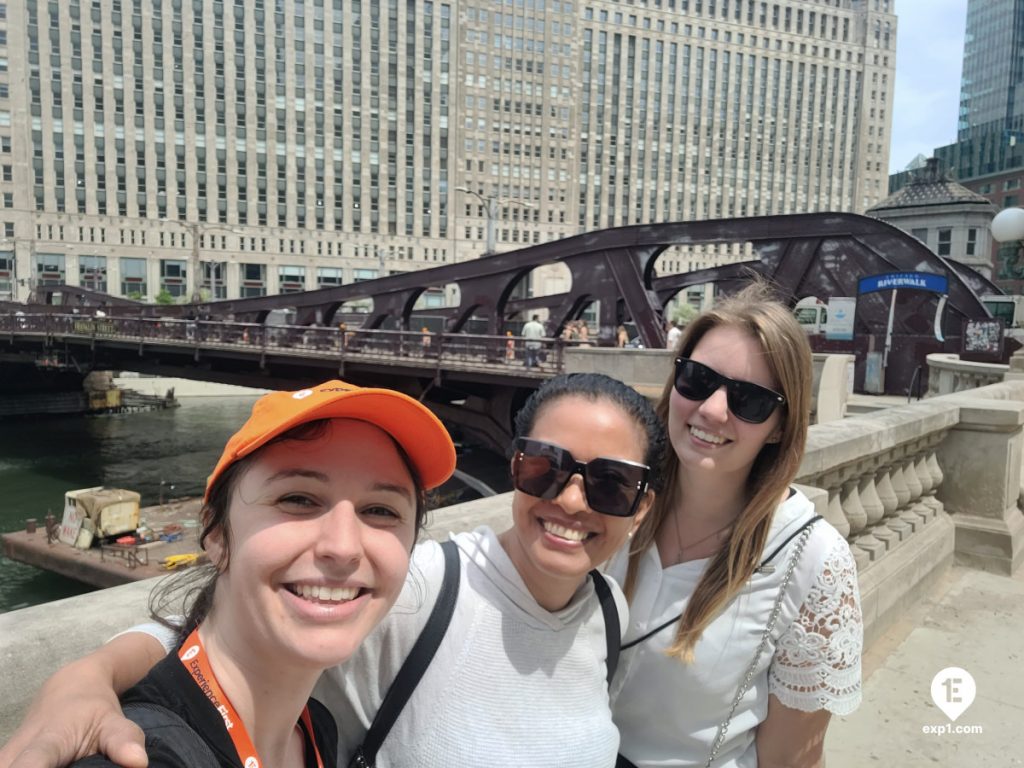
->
<box><xmin>590</xmin><ymin>569</ymin><xmax>620</xmax><ymax>686</ymax></box>
<box><xmin>349</xmin><ymin>539</ymin><xmax>461</xmax><ymax>768</ymax></box>
<box><xmin>620</xmin><ymin>514</ymin><xmax>823</xmax><ymax>652</ymax></box>
<box><xmin>120</xmin><ymin>702</ymin><xmax>221</xmax><ymax>768</ymax></box>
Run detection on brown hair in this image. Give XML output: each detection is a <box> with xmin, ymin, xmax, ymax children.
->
<box><xmin>624</xmin><ymin>281</ymin><xmax>812</xmax><ymax>661</ymax></box>
<box><xmin>151</xmin><ymin>419</ymin><xmax>427</xmax><ymax>642</ymax></box>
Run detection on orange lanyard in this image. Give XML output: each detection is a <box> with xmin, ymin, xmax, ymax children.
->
<box><xmin>178</xmin><ymin>628</ymin><xmax>325</xmax><ymax>768</ymax></box>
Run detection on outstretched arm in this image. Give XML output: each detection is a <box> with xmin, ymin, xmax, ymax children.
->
<box><xmin>0</xmin><ymin>632</ymin><xmax>166</xmax><ymax>768</ymax></box>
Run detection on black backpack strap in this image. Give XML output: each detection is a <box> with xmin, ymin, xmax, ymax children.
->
<box><xmin>121</xmin><ymin>702</ymin><xmax>221</xmax><ymax>768</ymax></box>
<box><xmin>590</xmin><ymin>569</ymin><xmax>620</xmax><ymax>686</ymax></box>
<box><xmin>620</xmin><ymin>514</ymin><xmax>823</xmax><ymax>652</ymax></box>
<box><xmin>349</xmin><ymin>538</ymin><xmax>461</xmax><ymax>768</ymax></box>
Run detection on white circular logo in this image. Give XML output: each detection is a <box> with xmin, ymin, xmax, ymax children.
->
<box><xmin>244</xmin><ymin>757</ymin><xmax>260</xmax><ymax>768</ymax></box>
<box><xmin>292</xmin><ymin>389</ymin><xmax>314</xmax><ymax>400</ymax></box>
<box><xmin>180</xmin><ymin>645</ymin><xmax>200</xmax><ymax>661</ymax></box>
<box><xmin>930</xmin><ymin>667</ymin><xmax>977</xmax><ymax>722</ymax></box>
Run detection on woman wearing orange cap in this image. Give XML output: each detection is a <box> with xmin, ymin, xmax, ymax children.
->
<box><xmin>52</xmin><ymin>381</ymin><xmax>456</xmax><ymax>768</ymax></box>
<box><xmin>2</xmin><ymin>375</ymin><xmax>660</xmax><ymax>768</ymax></box>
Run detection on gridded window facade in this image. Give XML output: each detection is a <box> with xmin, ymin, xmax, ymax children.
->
<box><xmin>7</xmin><ymin>0</ymin><xmax>893</xmax><ymax>302</ymax></box>
<box><xmin>120</xmin><ymin>256</ymin><xmax>147</xmax><ymax>297</ymax></box>
<box><xmin>240</xmin><ymin>261</ymin><xmax>267</xmax><ymax>297</ymax></box>
<box><xmin>160</xmin><ymin>259</ymin><xmax>188</xmax><ymax>298</ymax></box>
<box><xmin>0</xmin><ymin>250</ymin><xmax>12</xmax><ymax>297</ymax></box>
<box><xmin>23</xmin><ymin>0</ymin><xmax>452</xmax><ymax>240</ymax></box>
<box><xmin>35</xmin><ymin>253</ymin><xmax>66</xmax><ymax>286</ymax></box>
<box><xmin>79</xmin><ymin>254</ymin><xmax>107</xmax><ymax>292</ymax></box>
<box><xmin>576</xmin><ymin>0</ymin><xmax>895</xmax><ymax>228</ymax></box>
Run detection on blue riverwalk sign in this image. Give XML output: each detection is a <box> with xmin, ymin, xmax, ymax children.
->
<box><xmin>857</xmin><ymin>272</ymin><xmax>949</xmax><ymax>295</ymax></box>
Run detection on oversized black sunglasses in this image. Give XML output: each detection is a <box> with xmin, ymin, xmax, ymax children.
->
<box><xmin>673</xmin><ymin>357</ymin><xmax>786</xmax><ymax>424</ymax></box>
<box><xmin>511</xmin><ymin>437</ymin><xmax>650</xmax><ymax>517</ymax></box>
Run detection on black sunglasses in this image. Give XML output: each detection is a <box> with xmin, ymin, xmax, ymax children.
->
<box><xmin>673</xmin><ymin>357</ymin><xmax>786</xmax><ymax>424</ymax></box>
<box><xmin>511</xmin><ymin>437</ymin><xmax>650</xmax><ymax>517</ymax></box>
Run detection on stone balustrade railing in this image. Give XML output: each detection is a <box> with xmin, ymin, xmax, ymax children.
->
<box><xmin>793</xmin><ymin>378</ymin><xmax>1024</xmax><ymax>644</ymax></box>
<box><xmin>926</xmin><ymin>352</ymin><xmax>1008</xmax><ymax>396</ymax></box>
<box><xmin>797</xmin><ymin>400</ymin><xmax>956</xmax><ymax>572</ymax></box>
<box><xmin>795</xmin><ymin>401</ymin><xmax>960</xmax><ymax>646</ymax></box>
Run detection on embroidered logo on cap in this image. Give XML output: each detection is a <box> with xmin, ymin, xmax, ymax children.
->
<box><xmin>292</xmin><ymin>389</ymin><xmax>314</xmax><ymax>400</ymax></box>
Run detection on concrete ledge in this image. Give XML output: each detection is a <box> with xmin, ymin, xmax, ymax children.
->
<box><xmin>112</xmin><ymin>375</ymin><xmax>269</xmax><ymax>398</ymax></box>
<box><xmin>926</xmin><ymin>353</ymin><xmax>1007</xmax><ymax>397</ymax></box>
<box><xmin>953</xmin><ymin>509</ymin><xmax>1024</xmax><ymax>575</ymax></box>
<box><xmin>423</xmin><ymin>492</ymin><xmax>513</xmax><ymax>539</ymax></box>
<box><xmin>958</xmin><ymin>403</ymin><xmax>1024</xmax><ymax>429</ymax></box>
<box><xmin>563</xmin><ymin>347</ymin><xmax>674</xmax><ymax>390</ymax></box>
<box><xmin>799</xmin><ymin>400</ymin><xmax>959</xmax><ymax>477</ymax></box>
<box><xmin>0</xmin><ymin>578</ymin><xmax>156</xmax><ymax>742</ymax></box>
<box><xmin>857</xmin><ymin>512</ymin><xmax>956</xmax><ymax>650</ymax></box>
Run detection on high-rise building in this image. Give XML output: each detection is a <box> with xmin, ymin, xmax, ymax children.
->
<box><xmin>0</xmin><ymin>0</ymin><xmax>896</xmax><ymax>303</ymax></box>
<box><xmin>935</xmin><ymin>0</ymin><xmax>1024</xmax><ymax>181</ymax></box>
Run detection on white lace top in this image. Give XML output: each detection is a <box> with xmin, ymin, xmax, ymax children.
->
<box><xmin>606</xmin><ymin>489</ymin><xmax>863</xmax><ymax>767</ymax></box>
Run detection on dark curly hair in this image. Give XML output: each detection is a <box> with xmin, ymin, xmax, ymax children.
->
<box><xmin>513</xmin><ymin>372</ymin><xmax>666</xmax><ymax>492</ymax></box>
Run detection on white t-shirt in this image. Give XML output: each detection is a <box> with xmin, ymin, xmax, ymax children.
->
<box><xmin>521</xmin><ymin>320</ymin><xmax>545</xmax><ymax>348</ymax></box>
<box><xmin>606</xmin><ymin>490</ymin><xmax>862</xmax><ymax>767</ymax></box>
<box><xmin>317</xmin><ymin>526</ymin><xmax>627</xmax><ymax>767</ymax></box>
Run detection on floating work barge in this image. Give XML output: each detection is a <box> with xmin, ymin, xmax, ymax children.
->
<box><xmin>1</xmin><ymin>498</ymin><xmax>204</xmax><ymax>588</ymax></box>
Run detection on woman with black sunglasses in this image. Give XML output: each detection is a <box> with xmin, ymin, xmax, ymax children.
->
<box><xmin>608</xmin><ymin>283</ymin><xmax>863</xmax><ymax>768</ymax></box>
<box><xmin>315</xmin><ymin>372</ymin><xmax>663</xmax><ymax>766</ymax></box>
<box><xmin>2</xmin><ymin>373</ymin><xmax>663</xmax><ymax>768</ymax></box>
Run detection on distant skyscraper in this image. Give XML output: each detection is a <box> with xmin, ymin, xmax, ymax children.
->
<box><xmin>0</xmin><ymin>0</ymin><xmax>897</xmax><ymax>303</ymax></box>
<box><xmin>958</xmin><ymin>0</ymin><xmax>1024</xmax><ymax>140</ymax></box>
<box><xmin>936</xmin><ymin>0</ymin><xmax>1024</xmax><ymax>180</ymax></box>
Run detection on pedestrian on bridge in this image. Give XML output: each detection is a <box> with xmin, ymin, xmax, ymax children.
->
<box><xmin>522</xmin><ymin>313</ymin><xmax>545</xmax><ymax>367</ymax></box>
<box><xmin>578</xmin><ymin>321</ymin><xmax>592</xmax><ymax>347</ymax></box>
<box><xmin>665</xmin><ymin>319</ymin><xmax>683</xmax><ymax>351</ymax></box>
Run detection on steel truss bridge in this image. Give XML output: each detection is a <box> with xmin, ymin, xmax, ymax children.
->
<box><xmin>2</xmin><ymin>213</ymin><xmax>1000</xmax><ymax>448</ymax></box>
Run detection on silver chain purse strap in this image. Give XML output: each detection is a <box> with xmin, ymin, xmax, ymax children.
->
<box><xmin>702</xmin><ymin>521</ymin><xmax>817</xmax><ymax>768</ymax></box>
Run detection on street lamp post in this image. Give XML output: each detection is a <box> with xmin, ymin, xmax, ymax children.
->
<box><xmin>162</xmin><ymin>219</ymin><xmax>243</xmax><ymax>303</ymax></box>
<box><xmin>991</xmin><ymin>207</ymin><xmax>1024</xmax><ymax>278</ymax></box>
<box><xmin>3</xmin><ymin>237</ymin><xmax>36</xmax><ymax>302</ymax></box>
<box><xmin>455</xmin><ymin>187</ymin><xmax>535</xmax><ymax>256</ymax></box>
<box><xmin>989</xmin><ymin>207</ymin><xmax>1024</xmax><ymax>378</ymax></box>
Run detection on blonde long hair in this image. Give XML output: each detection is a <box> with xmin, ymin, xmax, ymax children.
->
<box><xmin>624</xmin><ymin>282</ymin><xmax>812</xmax><ymax>662</ymax></box>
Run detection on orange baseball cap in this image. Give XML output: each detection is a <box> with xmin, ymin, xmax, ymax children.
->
<box><xmin>205</xmin><ymin>380</ymin><xmax>456</xmax><ymax>500</ymax></box>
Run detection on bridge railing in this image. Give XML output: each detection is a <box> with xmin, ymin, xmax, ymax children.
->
<box><xmin>2</xmin><ymin>312</ymin><xmax>566</xmax><ymax>375</ymax></box>
<box><xmin>926</xmin><ymin>352</ymin><xmax>1008</xmax><ymax>396</ymax></box>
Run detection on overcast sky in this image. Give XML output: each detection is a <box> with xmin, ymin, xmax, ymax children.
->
<box><xmin>889</xmin><ymin>0</ymin><xmax>969</xmax><ymax>173</ymax></box>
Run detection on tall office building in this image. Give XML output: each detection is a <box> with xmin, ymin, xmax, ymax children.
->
<box><xmin>0</xmin><ymin>0</ymin><xmax>896</xmax><ymax>303</ymax></box>
<box><xmin>935</xmin><ymin>0</ymin><xmax>1024</xmax><ymax>181</ymax></box>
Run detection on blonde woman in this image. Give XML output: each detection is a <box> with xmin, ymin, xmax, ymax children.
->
<box><xmin>608</xmin><ymin>284</ymin><xmax>862</xmax><ymax>768</ymax></box>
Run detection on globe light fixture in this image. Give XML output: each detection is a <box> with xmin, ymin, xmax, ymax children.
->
<box><xmin>990</xmin><ymin>206</ymin><xmax>1024</xmax><ymax>244</ymax></box>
